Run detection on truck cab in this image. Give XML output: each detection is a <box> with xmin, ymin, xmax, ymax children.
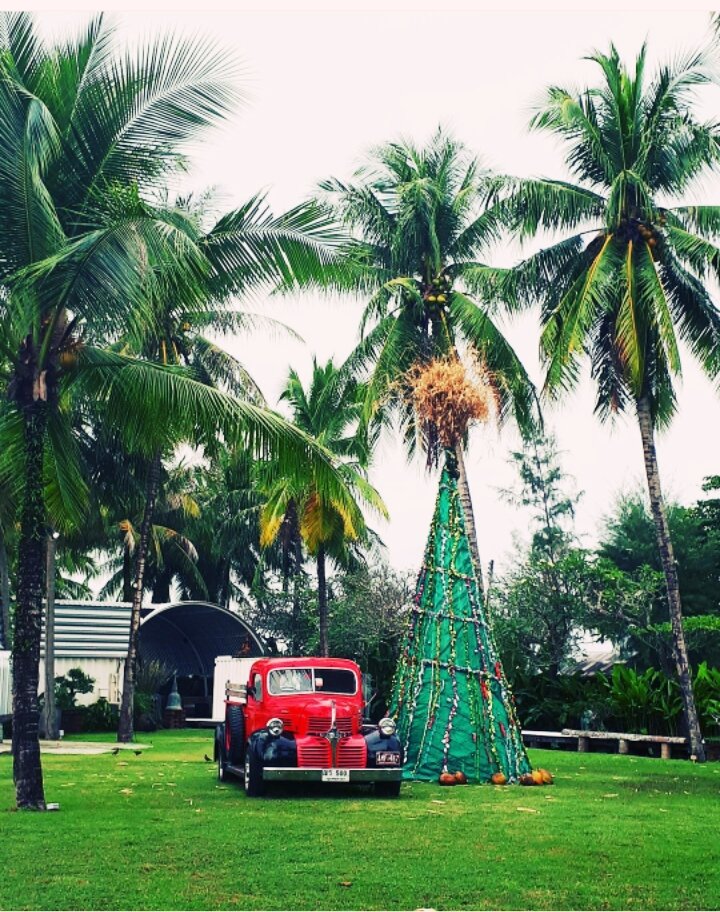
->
<box><xmin>214</xmin><ymin>657</ymin><xmax>403</xmax><ymax>797</ymax></box>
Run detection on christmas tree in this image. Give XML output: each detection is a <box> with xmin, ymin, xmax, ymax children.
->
<box><xmin>390</xmin><ymin>448</ymin><xmax>531</xmax><ymax>783</ymax></box>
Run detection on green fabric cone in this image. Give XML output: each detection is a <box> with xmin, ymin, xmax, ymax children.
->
<box><xmin>390</xmin><ymin>450</ymin><xmax>531</xmax><ymax>783</ymax></box>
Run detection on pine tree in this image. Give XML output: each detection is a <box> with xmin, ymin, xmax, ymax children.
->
<box><xmin>390</xmin><ymin>450</ymin><xmax>531</xmax><ymax>782</ymax></box>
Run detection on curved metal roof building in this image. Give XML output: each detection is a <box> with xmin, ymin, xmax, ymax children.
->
<box><xmin>40</xmin><ymin>600</ymin><xmax>265</xmax><ymax>716</ymax></box>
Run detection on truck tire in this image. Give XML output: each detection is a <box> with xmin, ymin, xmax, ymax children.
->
<box><xmin>375</xmin><ymin>780</ymin><xmax>401</xmax><ymax>798</ymax></box>
<box><xmin>227</xmin><ymin>705</ymin><xmax>245</xmax><ymax>766</ymax></box>
<box><xmin>244</xmin><ymin>749</ymin><xmax>265</xmax><ymax>797</ymax></box>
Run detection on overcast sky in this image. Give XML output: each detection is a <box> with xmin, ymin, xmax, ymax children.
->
<box><xmin>44</xmin><ymin>9</ymin><xmax>720</xmax><ymax>576</ymax></box>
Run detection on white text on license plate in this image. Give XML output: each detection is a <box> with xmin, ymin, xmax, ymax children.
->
<box><xmin>321</xmin><ymin>768</ymin><xmax>350</xmax><ymax>782</ymax></box>
<box><xmin>376</xmin><ymin>751</ymin><xmax>401</xmax><ymax>765</ymax></box>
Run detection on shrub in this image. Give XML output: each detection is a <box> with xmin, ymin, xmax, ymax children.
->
<box><xmin>54</xmin><ymin>668</ymin><xmax>95</xmax><ymax>710</ymax></box>
<box><xmin>82</xmin><ymin>698</ymin><xmax>118</xmax><ymax>732</ymax></box>
<box><xmin>512</xmin><ymin>665</ymin><xmax>720</xmax><ymax>737</ymax></box>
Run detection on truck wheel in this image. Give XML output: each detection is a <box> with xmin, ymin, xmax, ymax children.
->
<box><xmin>375</xmin><ymin>780</ymin><xmax>401</xmax><ymax>798</ymax></box>
<box><xmin>244</xmin><ymin>750</ymin><xmax>265</xmax><ymax>797</ymax></box>
<box><xmin>227</xmin><ymin>705</ymin><xmax>245</xmax><ymax>766</ymax></box>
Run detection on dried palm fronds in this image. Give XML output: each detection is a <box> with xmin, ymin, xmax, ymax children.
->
<box><xmin>408</xmin><ymin>356</ymin><xmax>494</xmax><ymax>454</ymax></box>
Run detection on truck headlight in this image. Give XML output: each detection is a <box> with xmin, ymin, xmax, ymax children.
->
<box><xmin>378</xmin><ymin>717</ymin><xmax>396</xmax><ymax>737</ymax></box>
<box><xmin>267</xmin><ymin>717</ymin><xmax>284</xmax><ymax>737</ymax></box>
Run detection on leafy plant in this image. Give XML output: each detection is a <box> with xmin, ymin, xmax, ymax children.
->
<box><xmin>692</xmin><ymin>662</ymin><xmax>720</xmax><ymax>735</ymax></box>
<box><xmin>82</xmin><ymin>698</ymin><xmax>118</xmax><ymax>732</ymax></box>
<box><xmin>54</xmin><ymin>668</ymin><xmax>95</xmax><ymax>711</ymax></box>
<box><xmin>135</xmin><ymin>659</ymin><xmax>173</xmax><ymax>696</ymax></box>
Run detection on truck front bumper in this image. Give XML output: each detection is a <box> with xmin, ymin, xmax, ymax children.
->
<box><xmin>262</xmin><ymin>767</ymin><xmax>402</xmax><ymax>782</ymax></box>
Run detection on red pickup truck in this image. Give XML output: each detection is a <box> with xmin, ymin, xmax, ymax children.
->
<box><xmin>214</xmin><ymin>656</ymin><xmax>403</xmax><ymax>797</ymax></box>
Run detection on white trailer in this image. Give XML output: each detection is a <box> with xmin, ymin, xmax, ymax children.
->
<box><xmin>0</xmin><ymin>650</ymin><xmax>11</xmax><ymax>739</ymax></box>
<box><xmin>209</xmin><ymin>655</ymin><xmax>257</xmax><ymax>723</ymax></box>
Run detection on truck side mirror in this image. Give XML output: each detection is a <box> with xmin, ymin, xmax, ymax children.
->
<box><xmin>246</xmin><ymin>684</ymin><xmax>256</xmax><ymax>699</ymax></box>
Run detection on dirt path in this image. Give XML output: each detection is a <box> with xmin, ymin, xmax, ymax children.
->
<box><xmin>0</xmin><ymin>740</ymin><xmax>153</xmax><ymax>756</ymax></box>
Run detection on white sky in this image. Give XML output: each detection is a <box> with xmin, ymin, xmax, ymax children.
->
<box><xmin>40</xmin><ymin>8</ymin><xmax>720</xmax><ymax>576</ymax></box>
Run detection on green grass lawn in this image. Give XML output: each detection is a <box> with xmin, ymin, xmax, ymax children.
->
<box><xmin>1</xmin><ymin>730</ymin><xmax>719</xmax><ymax>911</ymax></box>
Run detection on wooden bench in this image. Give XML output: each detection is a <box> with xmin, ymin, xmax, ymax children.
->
<box><xmin>522</xmin><ymin>729</ymin><xmax>578</xmax><ymax>749</ymax></box>
<box><xmin>561</xmin><ymin>728</ymin><xmax>687</xmax><ymax>759</ymax></box>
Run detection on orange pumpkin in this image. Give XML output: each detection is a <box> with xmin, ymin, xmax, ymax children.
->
<box><xmin>490</xmin><ymin>772</ymin><xmax>507</xmax><ymax>785</ymax></box>
<box><xmin>531</xmin><ymin>770</ymin><xmax>545</xmax><ymax>785</ymax></box>
<box><xmin>539</xmin><ymin>768</ymin><xmax>554</xmax><ymax>785</ymax></box>
<box><xmin>454</xmin><ymin>771</ymin><xmax>468</xmax><ymax>784</ymax></box>
<box><xmin>439</xmin><ymin>771</ymin><xmax>457</xmax><ymax>786</ymax></box>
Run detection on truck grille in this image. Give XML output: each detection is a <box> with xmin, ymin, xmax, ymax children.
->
<box><xmin>337</xmin><ymin>741</ymin><xmax>367</xmax><ymax>768</ymax></box>
<box><xmin>297</xmin><ymin>739</ymin><xmax>331</xmax><ymax>767</ymax></box>
<box><xmin>308</xmin><ymin>715</ymin><xmax>353</xmax><ymax>734</ymax></box>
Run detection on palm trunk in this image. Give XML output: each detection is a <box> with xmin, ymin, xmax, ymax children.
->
<box><xmin>12</xmin><ymin>402</ymin><xmax>48</xmax><ymax>809</ymax></box>
<box><xmin>118</xmin><ymin>451</ymin><xmax>162</xmax><ymax>743</ymax></box>
<box><xmin>636</xmin><ymin>396</ymin><xmax>705</xmax><ymax>761</ymax></box>
<box><xmin>151</xmin><ymin>570</ymin><xmax>171</xmax><ymax>604</ymax></box>
<box><xmin>122</xmin><ymin>542</ymin><xmax>133</xmax><ymax>603</ymax></box>
<box><xmin>453</xmin><ymin>442</ymin><xmax>485</xmax><ymax>597</ymax></box>
<box><xmin>41</xmin><ymin>534</ymin><xmax>58</xmax><ymax>740</ymax></box>
<box><xmin>0</xmin><ymin>530</ymin><xmax>11</xmax><ymax>649</ymax></box>
<box><xmin>292</xmin><ymin>534</ymin><xmax>303</xmax><ymax>656</ymax></box>
<box><xmin>281</xmin><ymin>541</ymin><xmax>290</xmax><ymax>595</ymax></box>
<box><xmin>317</xmin><ymin>544</ymin><xmax>329</xmax><ymax>658</ymax></box>
<box><xmin>219</xmin><ymin>560</ymin><xmax>231</xmax><ymax>609</ymax></box>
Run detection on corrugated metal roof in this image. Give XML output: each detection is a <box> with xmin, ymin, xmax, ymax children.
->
<box><xmin>40</xmin><ymin>601</ymin><xmax>265</xmax><ymax>673</ymax></box>
<box><xmin>41</xmin><ymin>601</ymin><xmax>132</xmax><ymax>659</ymax></box>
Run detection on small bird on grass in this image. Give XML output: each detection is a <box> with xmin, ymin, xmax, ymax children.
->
<box><xmin>110</xmin><ymin>748</ymin><xmax>120</xmax><ymax>756</ymax></box>
<box><xmin>134</xmin><ymin>750</ymin><xmax>142</xmax><ymax>756</ymax></box>
<box><xmin>204</xmin><ymin>754</ymin><xmax>212</xmax><ymax>762</ymax></box>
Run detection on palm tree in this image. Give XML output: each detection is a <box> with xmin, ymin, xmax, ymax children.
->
<box><xmin>318</xmin><ymin>131</ymin><xmax>537</xmax><ymax>593</ymax></box>
<box><xmin>184</xmin><ymin>449</ymin><xmax>271</xmax><ymax>609</ymax></box>
<box><xmin>0</xmin><ymin>14</ymin><xmax>357</xmax><ymax>806</ymax></box>
<box><xmin>0</xmin><ymin>13</ymin><xmax>235</xmax><ymax>808</ymax></box>
<box><xmin>260</xmin><ymin>359</ymin><xmax>388</xmax><ymax>656</ymax></box>
<box><xmin>109</xmin><ymin>191</ymin><xmax>349</xmax><ymax>743</ymax></box>
<box><xmin>489</xmin><ymin>45</ymin><xmax>720</xmax><ymax>761</ymax></box>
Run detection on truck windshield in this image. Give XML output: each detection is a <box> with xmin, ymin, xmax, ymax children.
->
<box><xmin>267</xmin><ymin>668</ymin><xmax>357</xmax><ymax>695</ymax></box>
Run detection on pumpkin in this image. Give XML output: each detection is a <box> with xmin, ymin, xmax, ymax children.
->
<box><xmin>490</xmin><ymin>772</ymin><xmax>507</xmax><ymax>785</ymax></box>
<box><xmin>538</xmin><ymin>768</ymin><xmax>554</xmax><ymax>785</ymax></box>
<box><xmin>439</xmin><ymin>771</ymin><xmax>457</xmax><ymax>786</ymax></box>
<box><xmin>454</xmin><ymin>771</ymin><xmax>467</xmax><ymax>784</ymax></box>
<box><xmin>519</xmin><ymin>773</ymin><xmax>536</xmax><ymax>786</ymax></box>
<box><xmin>531</xmin><ymin>770</ymin><xmax>545</xmax><ymax>785</ymax></box>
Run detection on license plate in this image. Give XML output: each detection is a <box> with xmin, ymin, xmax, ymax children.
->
<box><xmin>376</xmin><ymin>751</ymin><xmax>401</xmax><ymax>766</ymax></box>
<box><xmin>321</xmin><ymin>768</ymin><xmax>350</xmax><ymax>782</ymax></box>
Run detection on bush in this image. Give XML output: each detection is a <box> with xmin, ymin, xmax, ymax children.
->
<box><xmin>82</xmin><ymin>698</ymin><xmax>118</xmax><ymax>732</ymax></box>
<box><xmin>512</xmin><ymin>665</ymin><xmax>720</xmax><ymax>737</ymax></box>
<box><xmin>54</xmin><ymin>668</ymin><xmax>95</xmax><ymax>710</ymax></box>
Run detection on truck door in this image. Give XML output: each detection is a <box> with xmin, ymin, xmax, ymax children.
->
<box><xmin>245</xmin><ymin>671</ymin><xmax>263</xmax><ymax>734</ymax></box>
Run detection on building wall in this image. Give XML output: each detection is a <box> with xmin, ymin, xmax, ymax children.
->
<box><xmin>39</xmin><ymin>656</ymin><xmax>123</xmax><ymax>706</ymax></box>
<box><xmin>0</xmin><ymin>651</ymin><xmax>10</xmax><ymax>717</ymax></box>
